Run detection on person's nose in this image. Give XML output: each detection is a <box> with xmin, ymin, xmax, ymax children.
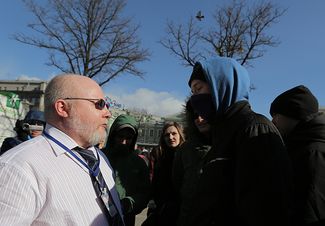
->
<box><xmin>121</xmin><ymin>139</ymin><xmax>128</xmax><ymax>145</ymax></box>
<box><xmin>196</xmin><ymin>115</ymin><xmax>205</xmax><ymax>122</ymax></box>
<box><xmin>103</xmin><ymin>108</ymin><xmax>112</xmax><ymax>119</ymax></box>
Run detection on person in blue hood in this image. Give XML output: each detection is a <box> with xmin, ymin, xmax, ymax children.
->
<box><xmin>173</xmin><ymin>57</ymin><xmax>293</xmax><ymax>226</ymax></box>
<box><xmin>1</xmin><ymin>109</ymin><xmax>45</xmax><ymax>155</ymax></box>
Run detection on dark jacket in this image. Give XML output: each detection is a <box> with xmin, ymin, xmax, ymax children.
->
<box><xmin>1</xmin><ymin>110</ymin><xmax>45</xmax><ymax>155</ymax></box>
<box><xmin>175</xmin><ymin>57</ymin><xmax>292</xmax><ymax>226</ymax></box>
<box><xmin>174</xmin><ymin>101</ymin><xmax>292</xmax><ymax>226</ymax></box>
<box><xmin>0</xmin><ymin>119</ymin><xmax>29</xmax><ymax>155</ymax></box>
<box><xmin>285</xmin><ymin>112</ymin><xmax>325</xmax><ymax>226</ymax></box>
<box><xmin>147</xmin><ymin>145</ymin><xmax>180</xmax><ymax>226</ymax></box>
<box><xmin>103</xmin><ymin>114</ymin><xmax>151</xmax><ymax>226</ymax></box>
<box><xmin>1</xmin><ymin>136</ymin><xmax>25</xmax><ymax>154</ymax></box>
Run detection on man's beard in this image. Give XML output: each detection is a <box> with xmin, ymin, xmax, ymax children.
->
<box><xmin>68</xmin><ymin>111</ymin><xmax>106</xmax><ymax>147</ymax></box>
<box><xmin>89</xmin><ymin>131</ymin><xmax>106</xmax><ymax>147</ymax></box>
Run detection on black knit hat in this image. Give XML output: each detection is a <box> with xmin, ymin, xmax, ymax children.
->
<box><xmin>270</xmin><ymin>85</ymin><xmax>319</xmax><ymax>120</ymax></box>
<box><xmin>188</xmin><ymin>62</ymin><xmax>206</xmax><ymax>87</ymax></box>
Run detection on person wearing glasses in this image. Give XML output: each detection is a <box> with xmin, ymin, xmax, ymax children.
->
<box><xmin>102</xmin><ymin>114</ymin><xmax>151</xmax><ymax>226</ymax></box>
<box><xmin>1</xmin><ymin>110</ymin><xmax>45</xmax><ymax>155</ymax></box>
<box><xmin>173</xmin><ymin>57</ymin><xmax>293</xmax><ymax>226</ymax></box>
<box><xmin>0</xmin><ymin>74</ymin><xmax>124</xmax><ymax>226</ymax></box>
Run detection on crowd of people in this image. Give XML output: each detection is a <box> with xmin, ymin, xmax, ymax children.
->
<box><xmin>0</xmin><ymin>109</ymin><xmax>46</xmax><ymax>154</ymax></box>
<box><xmin>0</xmin><ymin>56</ymin><xmax>324</xmax><ymax>226</ymax></box>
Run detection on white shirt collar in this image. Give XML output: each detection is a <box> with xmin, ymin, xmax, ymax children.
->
<box><xmin>44</xmin><ymin>124</ymin><xmax>96</xmax><ymax>156</ymax></box>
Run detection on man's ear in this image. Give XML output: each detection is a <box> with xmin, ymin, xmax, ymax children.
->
<box><xmin>54</xmin><ymin>99</ymin><xmax>69</xmax><ymax>118</ymax></box>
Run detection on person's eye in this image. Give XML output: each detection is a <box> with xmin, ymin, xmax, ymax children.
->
<box><xmin>193</xmin><ymin>87</ymin><xmax>202</xmax><ymax>94</ymax></box>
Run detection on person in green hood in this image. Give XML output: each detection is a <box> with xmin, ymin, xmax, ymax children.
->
<box><xmin>102</xmin><ymin>114</ymin><xmax>151</xmax><ymax>226</ymax></box>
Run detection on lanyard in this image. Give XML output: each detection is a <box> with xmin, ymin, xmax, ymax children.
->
<box><xmin>43</xmin><ymin>131</ymin><xmax>100</xmax><ymax>177</ymax></box>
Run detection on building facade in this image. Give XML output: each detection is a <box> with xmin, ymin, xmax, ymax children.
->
<box><xmin>0</xmin><ymin>79</ymin><xmax>48</xmax><ymax>111</ymax></box>
<box><xmin>108</xmin><ymin>108</ymin><xmax>169</xmax><ymax>148</ymax></box>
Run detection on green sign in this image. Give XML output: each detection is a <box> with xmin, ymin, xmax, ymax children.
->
<box><xmin>0</xmin><ymin>91</ymin><xmax>21</xmax><ymax>110</ymax></box>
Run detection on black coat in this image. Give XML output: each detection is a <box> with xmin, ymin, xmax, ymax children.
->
<box><xmin>285</xmin><ymin>112</ymin><xmax>325</xmax><ymax>226</ymax></box>
<box><xmin>0</xmin><ymin>136</ymin><xmax>27</xmax><ymax>155</ymax></box>
<box><xmin>147</xmin><ymin>147</ymin><xmax>179</xmax><ymax>226</ymax></box>
<box><xmin>174</xmin><ymin>101</ymin><xmax>293</xmax><ymax>226</ymax></box>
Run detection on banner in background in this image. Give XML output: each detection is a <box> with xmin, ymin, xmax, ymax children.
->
<box><xmin>0</xmin><ymin>91</ymin><xmax>23</xmax><ymax>119</ymax></box>
<box><xmin>0</xmin><ymin>91</ymin><xmax>28</xmax><ymax>143</ymax></box>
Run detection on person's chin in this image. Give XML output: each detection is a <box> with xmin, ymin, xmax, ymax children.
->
<box><xmin>30</xmin><ymin>132</ymin><xmax>42</xmax><ymax>137</ymax></box>
<box><xmin>168</xmin><ymin>144</ymin><xmax>177</xmax><ymax>148</ymax></box>
<box><xmin>97</xmin><ymin>126</ymin><xmax>107</xmax><ymax>135</ymax></box>
<box><xmin>89</xmin><ymin>131</ymin><xmax>106</xmax><ymax>147</ymax></box>
<box><xmin>98</xmin><ymin>130</ymin><xmax>107</xmax><ymax>141</ymax></box>
<box><xmin>197</xmin><ymin>125</ymin><xmax>211</xmax><ymax>133</ymax></box>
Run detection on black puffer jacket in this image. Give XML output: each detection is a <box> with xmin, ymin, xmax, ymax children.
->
<box><xmin>285</xmin><ymin>112</ymin><xmax>325</xmax><ymax>226</ymax></box>
<box><xmin>173</xmin><ymin>101</ymin><xmax>293</xmax><ymax>226</ymax></box>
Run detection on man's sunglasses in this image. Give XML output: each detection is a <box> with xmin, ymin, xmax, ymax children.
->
<box><xmin>63</xmin><ymin>98</ymin><xmax>110</xmax><ymax>110</ymax></box>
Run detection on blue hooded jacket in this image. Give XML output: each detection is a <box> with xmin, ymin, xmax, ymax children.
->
<box><xmin>191</xmin><ymin>56</ymin><xmax>251</xmax><ymax>116</ymax></box>
<box><xmin>179</xmin><ymin>57</ymin><xmax>293</xmax><ymax>226</ymax></box>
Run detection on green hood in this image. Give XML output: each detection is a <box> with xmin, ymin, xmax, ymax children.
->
<box><xmin>105</xmin><ymin>114</ymin><xmax>138</xmax><ymax>154</ymax></box>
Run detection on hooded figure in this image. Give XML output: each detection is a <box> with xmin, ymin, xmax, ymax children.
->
<box><xmin>1</xmin><ymin>110</ymin><xmax>45</xmax><ymax>155</ymax></box>
<box><xmin>102</xmin><ymin>114</ymin><xmax>150</xmax><ymax>226</ymax></box>
<box><xmin>270</xmin><ymin>85</ymin><xmax>319</xmax><ymax>121</ymax></box>
<box><xmin>270</xmin><ymin>85</ymin><xmax>325</xmax><ymax>226</ymax></box>
<box><xmin>173</xmin><ymin>57</ymin><xmax>293</xmax><ymax>226</ymax></box>
<box><xmin>22</xmin><ymin>110</ymin><xmax>46</xmax><ymax>138</ymax></box>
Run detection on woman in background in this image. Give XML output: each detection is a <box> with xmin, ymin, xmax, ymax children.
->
<box><xmin>143</xmin><ymin>121</ymin><xmax>185</xmax><ymax>226</ymax></box>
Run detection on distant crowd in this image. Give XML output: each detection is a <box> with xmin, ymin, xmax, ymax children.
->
<box><xmin>0</xmin><ymin>56</ymin><xmax>324</xmax><ymax>226</ymax></box>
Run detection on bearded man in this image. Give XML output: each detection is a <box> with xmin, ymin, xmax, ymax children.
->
<box><xmin>0</xmin><ymin>74</ymin><xmax>124</xmax><ymax>226</ymax></box>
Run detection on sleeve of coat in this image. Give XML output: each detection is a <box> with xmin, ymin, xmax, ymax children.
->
<box><xmin>125</xmin><ymin>156</ymin><xmax>151</xmax><ymax>215</ymax></box>
<box><xmin>172</xmin><ymin>144</ymin><xmax>185</xmax><ymax>193</ymax></box>
<box><xmin>234</xmin><ymin>123</ymin><xmax>293</xmax><ymax>226</ymax></box>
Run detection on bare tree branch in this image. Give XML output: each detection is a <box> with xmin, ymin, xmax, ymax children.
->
<box><xmin>13</xmin><ymin>0</ymin><xmax>150</xmax><ymax>86</ymax></box>
<box><xmin>160</xmin><ymin>17</ymin><xmax>205</xmax><ymax>67</ymax></box>
<box><xmin>160</xmin><ymin>0</ymin><xmax>286</xmax><ymax>67</ymax></box>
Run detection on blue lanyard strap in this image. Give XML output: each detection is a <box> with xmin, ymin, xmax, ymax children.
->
<box><xmin>43</xmin><ymin>131</ymin><xmax>100</xmax><ymax>177</ymax></box>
